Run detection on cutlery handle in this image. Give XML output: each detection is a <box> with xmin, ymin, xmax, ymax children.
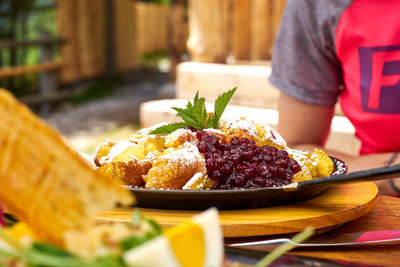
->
<box><xmin>227</xmin><ymin>238</ymin><xmax>293</xmax><ymax>247</ymax></box>
<box><xmin>299</xmin><ymin>163</ymin><xmax>400</xmax><ymax>188</ymax></box>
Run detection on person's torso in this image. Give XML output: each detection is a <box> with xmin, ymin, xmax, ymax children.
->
<box><xmin>336</xmin><ymin>0</ymin><xmax>400</xmax><ymax>154</ymax></box>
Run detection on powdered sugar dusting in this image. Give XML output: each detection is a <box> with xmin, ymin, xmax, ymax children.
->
<box><xmin>182</xmin><ymin>172</ymin><xmax>204</xmax><ymax>189</ymax></box>
<box><xmin>129</xmin><ymin>122</ymin><xmax>167</xmax><ymax>143</ymax></box>
<box><xmin>165</xmin><ymin>128</ymin><xmax>198</xmax><ymax>147</ymax></box>
<box><xmin>220</xmin><ymin>117</ymin><xmax>258</xmax><ymax>137</ymax></box>
<box><xmin>103</xmin><ymin>141</ymin><xmax>135</xmax><ymax>163</ymax></box>
<box><xmin>256</xmin><ymin>122</ymin><xmax>287</xmax><ymax>147</ymax></box>
<box><xmin>162</xmin><ymin>143</ymin><xmax>204</xmax><ymax>166</ymax></box>
<box><xmin>204</xmin><ymin>128</ymin><xmax>225</xmax><ymax>136</ymax></box>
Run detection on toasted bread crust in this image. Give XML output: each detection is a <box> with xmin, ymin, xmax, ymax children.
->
<box><xmin>0</xmin><ymin>89</ymin><xmax>133</xmax><ymax>246</ymax></box>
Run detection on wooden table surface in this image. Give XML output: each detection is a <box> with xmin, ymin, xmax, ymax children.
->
<box><xmin>227</xmin><ymin>195</ymin><xmax>400</xmax><ymax>267</ymax></box>
<box><xmin>98</xmin><ymin>182</ymin><xmax>379</xmax><ymax>237</ymax></box>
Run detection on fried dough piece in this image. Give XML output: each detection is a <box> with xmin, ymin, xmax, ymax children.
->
<box><xmin>254</xmin><ymin>122</ymin><xmax>287</xmax><ymax>149</ymax></box>
<box><xmin>218</xmin><ymin>117</ymin><xmax>286</xmax><ymax>149</ymax></box>
<box><xmin>313</xmin><ymin>149</ymin><xmax>334</xmax><ymax>178</ymax></box>
<box><xmin>0</xmin><ymin>89</ymin><xmax>133</xmax><ymax>247</ymax></box>
<box><xmin>129</xmin><ymin>122</ymin><xmax>167</xmax><ymax>143</ymax></box>
<box><xmin>93</xmin><ymin>140</ymin><xmax>116</xmax><ymax>166</ymax></box>
<box><xmin>96</xmin><ymin>139</ymin><xmax>164</xmax><ymax>186</ymax></box>
<box><xmin>182</xmin><ymin>172</ymin><xmax>216</xmax><ymax>189</ymax></box>
<box><xmin>164</xmin><ymin>128</ymin><xmax>198</xmax><ymax>148</ymax></box>
<box><xmin>97</xmin><ymin>152</ymin><xmax>158</xmax><ymax>186</ymax></box>
<box><xmin>289</xmin><ymin>148</ymin><xmax>334</xmax><ymax>182</ymax></box>
<box><xmin>144</xmin><ymin>143</ymin><xmax>206</xmax><ymax>189</ymax></box>
<box><xmin>218</xmin><ymin>117</ymin><xmax>257</xmax><ymax>143</ymax></box>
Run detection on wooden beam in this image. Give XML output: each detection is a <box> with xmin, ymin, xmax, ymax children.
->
<box><xmin>0</xmin><ymin>60</ymin><xmax>62</xmax><ymax>79</ymax></box>
<box><xmin>176</xmin><ymin>61</ymin><xmax>278</xmax><ymax>109</ymax></box>
<box><xmin>0</xmin><ymin>39</ymin><xmax>65</xmax><ymax>50</ymax></box>
<box><xmin>187</xmin><ymin>0</ymin><xmax>230</xmax><ymax>63</ymax></box>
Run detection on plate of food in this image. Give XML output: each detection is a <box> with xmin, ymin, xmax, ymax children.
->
<box><xmin>91</xmin><ymin>88</ymin><xmax>400</xmax><ymax>210</ymax></box>
<box><xmin>88</xmin><ymin>88</ymin><xmax>361</xmax><ymax>210</ymax></box>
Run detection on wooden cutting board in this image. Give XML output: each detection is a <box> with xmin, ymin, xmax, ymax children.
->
<box><xmin>97</xmin><ymin>182</ymin><xmax>378</xmax><ymax>237</ymax></box>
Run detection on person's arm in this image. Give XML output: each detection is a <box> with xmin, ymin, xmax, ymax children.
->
<box><xmin>277</xmin><ymin>92</ymin><xmax>354</xmax><ymax>162</ymax></box>
<box><xmin>278</xmin><ymin>92</ymin><xmax>400</xmax><ymax>195</ymax></box>
<box><xmin>278</xmin><ymin>91</ymin><xmax>334</xmax><ymax>147</ymax></box>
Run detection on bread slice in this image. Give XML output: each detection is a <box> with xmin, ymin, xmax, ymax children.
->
<box><xmin>0</xmin><ymin>89</ymin><xmax>134</xmax><ymax>246</ymax></box>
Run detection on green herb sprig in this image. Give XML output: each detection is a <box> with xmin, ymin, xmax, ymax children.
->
<box><xmin>150</xmin><ymin>87</ymin><xmax>237</xmax><ymax>134</ymax></box>
<box><xmin>0</xmin><ymin>210</ymin><xmax>162</xmax><ymax>267</ymax></box>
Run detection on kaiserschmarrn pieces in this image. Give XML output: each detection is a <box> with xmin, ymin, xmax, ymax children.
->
<box><xmin>288</xmin><ymin>148</ymin><xmax>334</xmax><ymax>182</ymax></box>
<box><xmin>93</xmin><ymin>117</ymin><xmax>335</xmax><ymax>190</ymax></box>
<box><xmin>95</xmin><ymin>138</ymin><xmax>164</xmax><ymax>186</ymax></box>
<box><xmin>144</xmin><ymin>143</ymin><xmax>206</xmax><ymax>189</ymax></box>
<box><xmin>219</xmin><ymin>117</ymin><xmax>286</xmax><ymax>149</ymax></box>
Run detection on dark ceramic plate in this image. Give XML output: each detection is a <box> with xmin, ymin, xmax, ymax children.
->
<box><xmin>128</xmin><ymin>157</ymin><xmax>351</xmax><ymax>210</ymax></box>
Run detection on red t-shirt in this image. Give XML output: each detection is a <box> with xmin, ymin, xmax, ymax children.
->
<box><xmin>336</xmin><ymin>1</ymin><xmax>400</xmax><ymax>154</ymax></box>
<box><xmin>270</xmin><ymin>0</ymin><xmax>400</xmax><ymax>155</ymax></box>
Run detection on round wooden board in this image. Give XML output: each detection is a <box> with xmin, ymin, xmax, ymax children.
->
<box><xmin>97</xmin><ymin>182</ymin><xmax>378</xmax><ymax>237</ymax></box>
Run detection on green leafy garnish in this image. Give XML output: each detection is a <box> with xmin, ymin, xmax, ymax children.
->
<box><xmin>25</xmin><ymin>243</ymin><xmax>83</xmax><ymax>267</ymax></box>
<box><xmin>148</xmin><ymin>122</ymin><xmax>187</xmax><ymax>135</ymax></box>
<box><xmin>212</xmin><ymin>88</ymin><xmax>237</xmax><ymax>129</ymax></box>
<box><xmin>121</xmin><ymin>210</ymin><xmax>162</xmax><ymax>252</ymax></box>
<box><xmin>0</xmin><ymin>211</ymin><xmax>163</xmax><ymax>267</ymax></box>
<box><xmin>150</xmin><ymin>87</ymin><xmax>237</xmax><ymax>134</ymax></box>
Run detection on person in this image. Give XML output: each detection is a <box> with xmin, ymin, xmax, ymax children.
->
<box><xmin>269</xmin><ymin>0</ymin><xmax>400</xmax><ymax>195</ymax></box>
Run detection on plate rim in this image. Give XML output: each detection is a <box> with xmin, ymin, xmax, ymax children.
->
<box><xmin>126</xmin><ymin>157</ymin><xmax>348</xmax><ymax>194</ymax></box>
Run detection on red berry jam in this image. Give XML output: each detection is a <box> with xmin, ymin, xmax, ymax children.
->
<box><xmin>195</xmin><ymin>130</ymin><xmax>301</xmax><ymax>189</ymax></box>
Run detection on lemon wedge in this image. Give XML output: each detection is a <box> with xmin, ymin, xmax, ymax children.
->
<box><xmin>123</xmin><ymin>208</ymin><xmax>223</xmax><ymax>267</ymax></box>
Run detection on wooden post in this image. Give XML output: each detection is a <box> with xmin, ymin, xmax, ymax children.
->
<box><xmin>77</xmin><ymin>0</ymin><xmax>106</xmax><ymax>78</ymax></box>
<box><xmin>271</xmin><ymin>0</ymin><xmax>287</xmax><ymax>48</ymax></box>
<box><xmin>39</xmin><ymin>31</ymin><xmax>59</xmax><ymax>115</ymax></box>
<box><xmin>231</xmin><ymin>0</ymin><xmax>251</xmax><ymax>61</ymax></box>
<box><xmin>105</xmin><ymin>0</ymin><xmax>115</xmax><ymax>80</ymax></box>
<box><xmin>168</xmin><ymin>0</ymin><xmax>187</xmax><ymax>81</ymax></box>
<box><xmin>114</xmin><ymin>0</ymin><xmax>137</xmax><ymax>72</ymax></box>
<box><xmin>250</xmin><ymin>0</ymin><xmax>271</xmax><ymax>60</ymax></box>
<box><xmin>56</xmin><ymin>0</ymin><xmax>106</xmax><ymax>83</ymax></box>
<box><xmin>56</xmin><ymin>0</ymin><xmax>81</xmax><ymax>83</ymax></box>
<box><xmin>187</xmin><ymin>0</ymin><xmax>229</xmax><ymax>63</ymax></box>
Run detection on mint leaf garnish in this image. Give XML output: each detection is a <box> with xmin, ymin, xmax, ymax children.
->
<box><xmin>171</xmin><ymin>107</ymin><xmax>201</xmax><ymax>128</ymax></box>
<box><xmin>149</xmin><ymin>88</ymin><xmax>237</xmax><ymax>134</ymax></box>
<box><xmin>212</xmin><ymin>87</ymin><xmax>237</xmax><ymax>129</ymax></box>
<box><xmin>150</xmin><ymin>123</ymin><xmax>187</xmax><ymax>134</ymax></box>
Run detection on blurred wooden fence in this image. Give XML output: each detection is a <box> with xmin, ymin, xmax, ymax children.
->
<box><xmin>56</xmin><ymin>0</ymin><xmax>170</xmax><ymax>84</ymax></box>
<box><xmin>56</xmin><ymin>0</ymin><xmax>284</xmax><ymax>83</ymax></box>
<box><xmin>56</xmin><ymin>0</ymin><xmax>105</xmax><ymax>83</ymax></box>
<box><xmin>187</xmin><ymin>0</ymin><xmax>287</xmax><ymax>63</ymax></box>
<box><xmin>135</xmin><ymin>2</ymin><xmax>169</xmax><ymax>56</ymax></box>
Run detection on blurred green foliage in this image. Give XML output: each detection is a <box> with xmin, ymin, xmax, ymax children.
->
<box><xmin>140</xmin><ymin>51</ymin><xmax>168</xmax><ymax>68</ymax></box>
<box><xmin>138</xmin><ymin>0</ymin><xmax>171</xmax><ymax>5</ymax></box>
<box><xmin>0</xmin><ymin>0</ymin><xmax>56</xmax><ymax>96</ymax></box>
<box><xmin>67</xmin><ymin>80</ymin><xmax>114</xmax><ymax>106</ymax></box>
